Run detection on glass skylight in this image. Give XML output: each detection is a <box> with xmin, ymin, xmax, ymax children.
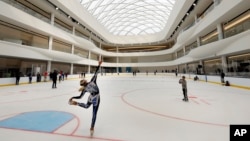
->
<box><xmin>79</xmin><ymin>0</ymin><xmax>176</xmax><ymax>36</ymax></box>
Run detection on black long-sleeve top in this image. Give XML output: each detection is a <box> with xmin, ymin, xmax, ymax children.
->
<box><xmin>72</xmin><ymin>64</ymin><xmax>101</xmax><ymax>99</ymax></box>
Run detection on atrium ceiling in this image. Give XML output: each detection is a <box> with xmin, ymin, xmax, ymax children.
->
<box><xmin>47</xmin><ymin>0</ymin><xmax>206</xmax><ymax>45</ymax></box>
<box><xmin>79</xmin><ymin>0</ymin><xmax>176</xmax><ymax>36</ymax></box>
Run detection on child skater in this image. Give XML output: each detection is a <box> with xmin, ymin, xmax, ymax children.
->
<box><xmin>69</xmin><ymin>60</ymin><xmax>102</xmax><ymax>135</ymax></box>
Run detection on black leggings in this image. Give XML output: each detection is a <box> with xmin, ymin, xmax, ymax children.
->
<box><xmin>78</xmin><ymin>96</ymin><xmax>100</xmax><ymax>128</ymax></box>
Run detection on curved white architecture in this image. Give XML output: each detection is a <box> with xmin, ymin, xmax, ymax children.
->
<box><xmin>0</xmin><ymin>0</ymin><xmax>249</xmax><ymax>76</ymax></box>
<box><xmin>79</xmin><ymin>0</ymin><xmax>176</xmax><ymax>36</ymax></box>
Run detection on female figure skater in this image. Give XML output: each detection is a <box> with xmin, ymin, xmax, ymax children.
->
<box><xmin>69</xmin><ymin>60</ymin><xmax>102</xmax><ymax>135</ymax></box>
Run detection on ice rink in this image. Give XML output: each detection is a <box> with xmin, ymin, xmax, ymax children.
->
<box><xmin>0</xmin><ymin>74</ymin><xmax>249</xmax><ymax>141</ymax></box>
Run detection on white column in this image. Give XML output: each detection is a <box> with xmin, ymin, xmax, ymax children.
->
<box><xmin>183</xmin><ymin>47</ymin><xmax>185</xmax><ymax>56</ymax></box>
<box><xmin>99</xmin><ymin>54</ymin><xmax>102</xmax><ymax>74</ymax></box>
<box><xmin>49</xmin><ymin>36</ymin><xmax>53</xmax><ymax>50</ymax></box>
<box><xmin>88</xmin><ymin>51</ymin><xmax>91</xmax><ymax>59</ymax></box>
<box><xmin>116</xmin><ymin>47</ymin><xmax>119</xmax><ymax>73</ymax></box>
<box><xmin>88</xmin><ymin>51</ymin><xmax>91</xmax><ymax>74</ymax></box>
<box><xmin>99</xmin><ymin>43</ymin><xmax>102</xmax><ymax>60</ymax></box>
<box><xmin>221</xmin><ymin>56</ymin><xmax>227</xmax><ymax>73</ymax></box>
<box><xmin>72</xmin><ymin>26</ymin><xmax>75</xmax><ymax>35</ymax></box>
<box><xmin>185</xmin><ymin>63</ymin><xmax>188</xmax><ymax>74</ymax></box>
<box><xmin>47</xmin><ymin>61</ymin><xmax>51</xmax><ymax>72</ymax></box>
<box><xmin>199</xmin><ymin>60</ymin><xmax>204</xmax><ymax>74</ymax></box>
<box><xmin>194</xmin><ymin>14</ymin><xmax>198</xmax><ymax>23</ymax></box>
<box><xmin>217</xmin><ymin>23</ymin><xmax>224</xmax><ymax>40</ymax></box>
<box><xmin>51</xmin><ymin>13</ymin><xmax>55</xmax><ymax>25</ymax></box>
<box><xmin>99</xmin><ymin>44</ymin><xmax>102</xmax><ymax>72</ymax></box>
<box><xmin>70</xmin><ymin>63</ymin><xmax>73</xmax><ymax>74</ymax></box>
<box><xmin>197</xmin><ymin>37</ymin><xmax>201</xmax><ymax>46</ymax></box>
<box><xmin>71</xmin><ymin>44</ymin><xmax>74</xmax><ymax>54</ymax></box>
<box><xmin>88</xmin><ymin>65</ymin><xmax>90</xmax><ymax>74</ymax></box>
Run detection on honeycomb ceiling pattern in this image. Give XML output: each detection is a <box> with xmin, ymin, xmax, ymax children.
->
<box><xmin>79</xmin><ymin>0</ymin><xmax>176</xmax><ymax>36</ymax></box>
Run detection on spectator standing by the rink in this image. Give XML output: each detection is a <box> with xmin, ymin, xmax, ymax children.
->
<box><xmin>52</xmin><ymin>70</ymin><xmax>58</xmax><ymax>88</ymax></box>
<box><xmin>62</xmin><ymin>72</ymin><xmax>64</xmax><ymax>81</ymax></box>
<box><xmin>44</xmin><ymin>71</ymin><xmax>48</xmax><ymax>82</ymax></box>
<box><xmin>154</xmin><ymin>70</ymin><xmax>157</xmax><ymax>75</ymax></box>
<box><xmin>220</xmin><ymin>71</ymin><xmax>225</xmax><ymax>84</ymax></box>
<box><xmin>28</xmin><ymin>72</ymin><xmax>32</xmax><ymax>84</ymax></box>
<box><xmin>36</xmin><ymin>72</ymin><xmax>41</xmax><ymax>82</ymax></box>
<box><xmin>81</xmin><ymin>72</ymin><xmax>86</xmax><ymax>78</ymax></box>
<box><xmin>179</xmin><ymin>76</ymin><xmax>188</xmax><ymax>102</ymax></box>
<box><xmin>58</xmin><ymin>72</ymin><xmax>62</xmax><ymax>83</ymax></box>
<box><xmin>133</xmin><ymin>71</ymin><xmax>136</xmax><ymax>76</ymax></box>
<box><xmin>15</xmin><ymin>71</ymin><xmax>21</xmax><ymax>85</ymax></box>
<box><xmin>65</xmin><ymin>72</ymin><xmax>68</xmax><ymax>80</ymax></box>
<box><xmin>49</xmin><ymin>72</ymin><xmax>53</xmax><ymax>81</ymax></box>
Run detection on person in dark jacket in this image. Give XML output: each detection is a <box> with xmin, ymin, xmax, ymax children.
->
<box><xmin>16</xmin><ymin>71</ymin><xmax>21</xmax><ymax>85</ymax></box>
<box><xmin>28</xmin><ymin>72</ymin><xmax>32</xmax><ymax>83</ymax></box>
<box><xmin>179</xmin><ymin>76</ymin><xmax>188</xmax><ymax>102</ymax></box>
<box><xmin>52</xmin><ymin>70</ymin><xmax>58</xmax><ymax>88</ymax></box>
<box><xmin>220</xmin><ymin>71</ymin><xmax>225</xmax><ymax>83</ymax></box>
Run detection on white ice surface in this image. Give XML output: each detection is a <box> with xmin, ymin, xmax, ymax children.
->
<box><xmin>0</xmin><ymin>75</ymin><xmax>249</xmax><ymax>141</ymax></box>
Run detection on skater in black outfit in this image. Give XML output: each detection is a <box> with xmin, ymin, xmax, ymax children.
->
<box><xmin>28</xmin><ymin>72</ymin><xmax>32</xmax><ymax>83</ymax></box>
<box><xmin>69</xmin><ymin>60</ymin><xmax>102</xmax><ymax>134</ymax></box>
<box><xmin>15</xmin><ymin>71</ymin><xmax>21</xmax><ymax>85</ymax></box>
<box><xmin>220</xmin><ymin>71</ymin><xmax>225</xmax><ymax>84</ymax></box>
<box><xmin>52</xmin><ymin>70</ymin><xmax>58</xmax><ymax>88</ymax></box>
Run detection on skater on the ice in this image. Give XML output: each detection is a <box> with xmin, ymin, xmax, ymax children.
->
<box><xmin>69</xmin><ymin>60</ymin><xmax>102</xmax><ymax>134</ymax></box>
<box><xmin>52</xmin><ymin>70</ymin><xmax>58</xmax><ymax>88</ymax></box>
<box><xmin>220</xmin><ymin>71</ymin><xmax>225</xmax><ymax>84</ymax></box>
<box><xmin>179</xmin><ymin>76</ymin><xmax>188</xmax><ymax>102</ymax></box>
<box><xmin>194</xmin><ymin>75</ymin><xmax>199</xmax><ymax>81</ymax></box>
<box><xmin>15</xmin><ymin>71</ymin><xmax>21</xmax><ymax>85</ymax></box>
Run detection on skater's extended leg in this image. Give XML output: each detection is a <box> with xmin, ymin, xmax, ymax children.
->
<box><xmin>78</xmin><ymin>102</ymin><xmax>91</xmax><ymax>108</ymax></box>
<box><xmin>90</xmin><ymin>96</ymin><xmax>100</xmax><ymax>131</ymax></box>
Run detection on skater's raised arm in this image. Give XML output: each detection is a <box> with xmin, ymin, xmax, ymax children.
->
<box><xmin>90</xmin><ymin>60</ymin><xmax>102</xmax><ymax>82</ymax></box>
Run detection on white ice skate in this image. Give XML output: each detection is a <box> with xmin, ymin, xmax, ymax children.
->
<box><xmin>90</xmin><ymin>127</ymin><xmax>94</xmax><ymax>136</ymax></box>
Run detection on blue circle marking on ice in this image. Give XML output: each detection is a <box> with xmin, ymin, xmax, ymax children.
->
<box><xmin>0</xmin><ymin>111</ymin><xmax>74</xmax><ymax>132</ymax></box>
